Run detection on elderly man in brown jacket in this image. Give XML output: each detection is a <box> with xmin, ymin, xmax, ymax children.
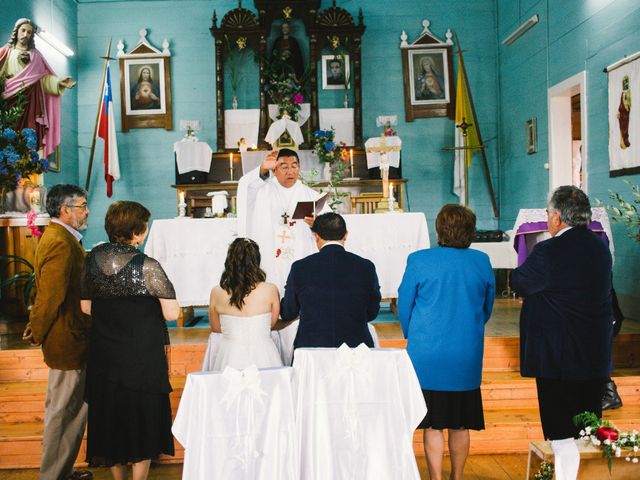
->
<box><xmin>23</xmin><ymin>184</ymin><xmax>92</xmax><ymax>480</ymax></box>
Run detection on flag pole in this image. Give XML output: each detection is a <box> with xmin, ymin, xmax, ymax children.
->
<box><xmin>453</xmin><ymin>33</ymin><xmax>499</xmax><ymax>217</ymax></box>
<box><xmin>85</xmin><ymin>39</ymin><xmax>113</xmax><ymax>192</ymax></box>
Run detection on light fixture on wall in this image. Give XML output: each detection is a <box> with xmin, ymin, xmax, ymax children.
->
<box><xmin>36</xmin><ymin>28</ymin><xmax>74</xmax><ymax>57</ymax></box>
<box><xmin>501</xmin><ymin>15</ymin><xmax>539</xmax><ymax>46</ymax></box>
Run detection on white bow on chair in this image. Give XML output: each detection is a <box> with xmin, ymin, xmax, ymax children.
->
<box><xmin>221</xmin><ymin>365</ymin><xmax>268</xmax><ymax>475</ymax></box>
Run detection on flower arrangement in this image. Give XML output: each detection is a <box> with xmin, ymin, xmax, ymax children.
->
<box><xmin>312</xmin><ymin>129</ymin><xmax>345</xmax><ymax>165</ymax></box>
<box><xmin>574</xmin><ymin>411</ymin><xmax>640</xmax><ymax>471</ymax></box>
<box><xmin>599</xmin><ymin>180</ymin><xmax>640</xmax><ymax>242</ymax></box>
<box><xmin>533</xmin><ymin>460</ymin><xmax>554</xmax><ymax>480</ymax></box>
<box><xmin>0</xmin><ymin>76</ymin><xmax>48</xmax><ymax>194</ymax></box>
<box><xmin>265</xmin><ymin>51</ymin><xmax>305</xmax><ymax>121</ymax></box>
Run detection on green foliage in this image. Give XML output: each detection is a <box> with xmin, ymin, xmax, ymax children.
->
<box><xmin>598</xmin><ymin>180</ymin><xmax>640</xmax><ymax>242</ymax></box>
<box><xmin>0</xmin><ymin>254</ymin><xmax>35</xmax><ymax>306</ymax></box>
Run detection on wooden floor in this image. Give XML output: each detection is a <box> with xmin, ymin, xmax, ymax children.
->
<box><xmin>0</xmin><ymin>454</ymin><xmax>530</xmax><ymax>479</ymax></box>
<box><xmin>1</xmin><ymin>298</ymin><xmax>639</xmax><ymax>478</ymax></box>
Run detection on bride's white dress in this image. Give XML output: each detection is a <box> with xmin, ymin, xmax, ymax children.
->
<box><xmin>212</xmin><ymin>313</ymin><xmax>283</xmax><ymax>370</ymax></box>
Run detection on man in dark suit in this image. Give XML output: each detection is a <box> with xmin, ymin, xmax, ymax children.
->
<box><xmin>280</xmin><ymin>212</ymin><xmax>381</xmax><ymax>349</ymax></box>
<box><xmin>511</xmin><ymin>186</ymin><xmax>612</xmax><ymax>476</ymax></box>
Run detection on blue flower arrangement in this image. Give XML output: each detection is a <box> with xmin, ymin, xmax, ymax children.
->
<box><xmin>0</xmin><ymin>76</ymin><xmax>48</xmax><ymax>192</ymax></box>
<box><xmin>312</xmin><ymin>129</ymin><xmax>344</xmax><ymax>165</ymax></box>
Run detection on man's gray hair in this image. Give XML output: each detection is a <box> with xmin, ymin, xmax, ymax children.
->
<box><xmin>46</xmin><ymin>184</ymin><xmax>87</xmax><ymax>218</ymax></box>
<box><xmin>548</xmin><ymin>185</ymin><xmax>591</xmax><ymax>227</ymax></box>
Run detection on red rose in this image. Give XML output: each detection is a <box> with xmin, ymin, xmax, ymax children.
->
<box><xmin>595</xmin><ymin>426</ymin><xmax>619</xmax><ymax>442</ymax></box>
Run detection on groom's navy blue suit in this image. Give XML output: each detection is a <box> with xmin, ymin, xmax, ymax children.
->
<box><xmin>280</xmin><ymin>243</ymin><xmax>381</xmax><ymax>349</ymax></box>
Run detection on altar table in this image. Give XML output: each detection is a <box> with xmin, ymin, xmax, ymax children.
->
<box><xmin>144</xmin><ymin>213</ymin><xmax>430</xmax><ymax>307</ymax></box>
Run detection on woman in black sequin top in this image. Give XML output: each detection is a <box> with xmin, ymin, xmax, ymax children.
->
<box><xmin>80</xmin><ymin>201</ymin><xmax>180</xmax><ymax>480</ymax></box>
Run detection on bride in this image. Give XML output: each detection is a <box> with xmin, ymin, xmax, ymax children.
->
<box><xmin>208</xmin><ymin>238</ymin><xmax>283</xmax><ymax>370</ymax></box>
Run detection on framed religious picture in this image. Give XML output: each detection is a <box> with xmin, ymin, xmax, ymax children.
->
<box><xmin>321</xmin><ymin>54</ymin><xmax>349</xmax><ymax>90</ymax></box>
<box><xmin>526</xmin><ymin>118</ymin><xmax>537</xmax><ymax>154</ymax></box>
<box><xmin>400</xmin><ymin>20</ymin><xmax>455</xmax><ymax>121</ymax></box>
<box><xmin>118</xmin><ymin>29</ymin><xmax>172</xmax><ymax>131</ymax></box>
<box><xmin>47</xmin><ymin>145</ymin><xmax>60</xmax><ymax>172</ymax></box>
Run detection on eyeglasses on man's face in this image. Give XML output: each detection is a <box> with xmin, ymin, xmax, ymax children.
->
<box><xmin>276</xmin><ymin>163</ymin><xmax>300</xmax><ymax>173</ymax></box>
<box><xmin>66</xmin><ymin>203</ymin><xmax>89</xmax><ymax>212</ymax></box>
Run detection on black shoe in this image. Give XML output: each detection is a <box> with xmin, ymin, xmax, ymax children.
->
<box><xmin>602</xmin><ymin>380</ymin><xmax>623</xmax><ymax>410</ymax></box>
<box><xmin>67</xmin><ymin>471</ymin><xmax>93</xmax><ymax>480</ymax></box>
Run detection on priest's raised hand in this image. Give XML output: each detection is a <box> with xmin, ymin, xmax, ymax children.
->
<box><xmin>236</xmin><ymin>148</ymin><xmax>331</xmax><ymax>295</ymax></box>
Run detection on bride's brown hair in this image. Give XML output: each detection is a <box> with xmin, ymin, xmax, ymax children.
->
<box><xmin>219</xmin><ymin>238</ymin><xmax>266</xmax><ymax>309</ymax></box>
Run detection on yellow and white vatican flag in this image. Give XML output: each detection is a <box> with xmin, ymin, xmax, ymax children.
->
<box><xmin>453</xmin><ymin>58</ymin><xmax>481</xmax><ymax>204</ymax></box>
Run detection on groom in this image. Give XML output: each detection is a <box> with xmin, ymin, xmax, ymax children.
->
<box><xmin>280</xmin><ymin>212</ymin><xmax>381</xmax><ymax>349</ymax></box>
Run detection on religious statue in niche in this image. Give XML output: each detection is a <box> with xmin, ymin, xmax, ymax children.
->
<box><xmin>0</xmin><ymin>18</ymin><xmax>76</xmax><ymax>158</ymax></box>
<box><xmin>618</xmin><ymin>75</ymin><xmax>631</xmax><ymax>149</ymax></box>
<box><xmin>270</xmin><ymin>22</ymin><xmax>304</xmax><ymax>84</ymax></box>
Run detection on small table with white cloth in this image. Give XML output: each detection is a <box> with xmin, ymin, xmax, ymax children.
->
<box><xmin>144</xmin><ymin>212</ymin><xmax>430</xmax><ymax>315</ymax></box>
<box><xmin>172</xmin><ymin>366</ymin><xmax>298</xmax><ymax>480</ymax></box>
<box><xmin>173</xmin><ymin>345</ymin><xmax>426</xmax><ymax>480</ymax></box>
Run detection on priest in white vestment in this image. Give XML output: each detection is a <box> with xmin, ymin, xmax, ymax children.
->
<box><xmin>237</xmin><ymin>149</ymin><xmax>330</xmax><ymax>295</ymax></box>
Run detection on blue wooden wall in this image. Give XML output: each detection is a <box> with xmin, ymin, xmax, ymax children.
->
<box><xmin>497</xmin><ymin>0</ymin><xmax>640</xmax><ymax>316</ymax></box>
<box><xmin>4</xmin><ymin>0</ymin><xmax>638</xmax><ymax>316</ymax></box>
<box><xmin>75</xmin><ymin>0</ymin><xmax>500</xmax><ymax>247</ymax></box>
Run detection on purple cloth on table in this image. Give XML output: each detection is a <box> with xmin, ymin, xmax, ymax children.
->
<box><xmin>513</xmin><ymin>221</ymin><xmax>608</xmax><ymax>266</ymax></box>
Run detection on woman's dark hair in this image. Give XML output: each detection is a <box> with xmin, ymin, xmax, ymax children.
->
<box><xmin>435</xmin><ymin>204</ymin><xmax>476</xmax><ymax>249</ymax></box>
<box><xmin>104</xmin><ymin>201</ymin><xmax>151</xmax><ymax>244</ymax></box>
<box><xmin>220</xmin><ymin>238</ymin><xmax>266</xmax><ymax>309</ymax></box>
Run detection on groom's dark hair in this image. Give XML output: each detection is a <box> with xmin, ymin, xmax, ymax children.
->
<box><xmin>311</xmin><ymin>212</ymin><xmax>347</xmax><ymax>241</ymax></box>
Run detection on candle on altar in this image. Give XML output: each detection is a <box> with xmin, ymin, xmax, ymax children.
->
<box><xmin>229</xmin><ymin>152</ymin><xmax>233</xmax><ymax>170</ymax></box>
<box><xmin>349</xmin><ymin>149</ymin><xmax>354</xmax><ymax>167</ymax></box>
<box><xmin>179</xmin><ymin>191</ymin><xmax>185</xmax><ymax>204</ymax></box>
<box><xmin>389</xmin><ymin>183</ymin><xmax>394</xmax><ymax>199</ymax></box>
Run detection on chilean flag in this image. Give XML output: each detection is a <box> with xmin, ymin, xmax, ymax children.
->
<box><xmin>97</xmin><ymin>64</ymin><xmax>120</xmax><ymax>197</ymax></box>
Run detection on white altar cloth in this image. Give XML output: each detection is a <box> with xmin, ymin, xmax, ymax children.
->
<box><xmin>173</xmin><ymin>141</ymin><xmax>212</xmax><ymax>174</ymax></box>
<box><xmin>201</xmin><ymin>320</ymin><xmax>381</xmax><ymax>370</ymax></box>
<box><xmin>293</xmin><ymin>346</ymin><xmax>426</xmax><ymax>479</ymax></box>
<box><xmin>172</xmin><ymin>366</ymin><xmax>298</xmax><ymax>480</ymax></box>
<box><xmin>224</xmin><ymin>109</ymin><xmax>260</xmax><ymax>149</ymax></box>
<box><xmin>470</xmin><ymin>230</ymin><xmax>517</xmax><ymax>269</ymax></box>
<box><xmin>319</xmin><ymin>108</ymin><xmax>354</xmax><ymax>146</ymax></box>
<box><xmin>144</xmin><ymin>213</ymin><xmax>429</xmax><ymax>306</ymax></box>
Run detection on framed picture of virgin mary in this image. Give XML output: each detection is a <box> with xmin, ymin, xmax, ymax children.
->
<box><xmin>118</xmin><ymin>29</ymin><xmax>172</xmax><ymax>131</ymax></box>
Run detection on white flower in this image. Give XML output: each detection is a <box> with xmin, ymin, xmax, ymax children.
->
<box><xmin>604</xmin><ymin>439</ymin><xmax>611</xmax><ymax>445</ymax></box>
<box><xmin>626</xmin><ymin>456</ymin><xmax>631</xmax><ymax>462</ymax></box>
<box><xmin>633</xmin><ymin>458</ymin><xmax>639</xmax><ymax>464</ymax></box>
<box><xmin>634</xmin><ymin>445</ymin><xmax>639</xmax><ymax>452</ymax></box>
<box><xmin>585</xmin><ymin>426</ymin><xmax>592</xmax><ymax>434</ymax></box>
<box><xmin>592</xmin><ymin>438</ymin><xmax>601</xmax><ymax>446</ymax></box>
<box><xmin>580</xmin><ymin>429</ymin><xmax>585</xmax><ymax>436</ymax></box>
<box><xmin>616</xmin><ymin>449</ymin><xmax>622</xmax><ymax>457</ymax></box>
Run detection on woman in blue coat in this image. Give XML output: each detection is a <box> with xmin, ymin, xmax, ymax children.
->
<box><xmin>399</xmin><ymin>204</ymin><xmax>494</xmax><ymax>480</ymax></box>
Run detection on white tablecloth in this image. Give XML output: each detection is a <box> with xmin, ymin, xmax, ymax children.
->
<box><xmin>319</xmin><ymin>108</ymin><xmax>354</xmax><ymax>146</ymax></box>
<box><xmin>293</xmin><ymin>346</ymin><xmax>425</xmax><ymax>479</ymax></box>
<box><xmin>144</xmin><ymin>213</ymin><xmax>429</xmax><ymax>306</ymax></box>
<box><xmin>224</xmin><ymin>109</ymin><xmax>260</xmax><ymax>149</ymax></box>
<box><xmin>470</xmin><ymin>230</ymin><xmax>517</xmax><ymax>269</ymax></box>
<box><xmin>172</xmin><ymin>366</ymin><xmax>298</xmax><ymax>479</ymax></box>
<box><xmin>201</xmin><ymin>320</ymin><xmax>381</xmax><ymax>370</ymax></box>
<box><xmin>174</xmin><ymin>141</ymin><xmax>212</xmax><ymax>173</ymax></box>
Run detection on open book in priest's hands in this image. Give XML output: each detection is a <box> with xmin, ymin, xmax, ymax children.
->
<box><xmin>292</xmin><ymin>193</ymin><xmax>329</xmax><ymax>220</ymax></box>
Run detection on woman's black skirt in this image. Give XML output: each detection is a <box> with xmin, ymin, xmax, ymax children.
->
<box><xmin>417</xmin><ymin>387</ymin><xmax>485</xmax><ymax>430</ymax></box>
